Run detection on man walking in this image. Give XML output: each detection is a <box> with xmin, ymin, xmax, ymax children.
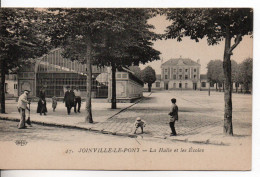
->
<box><xmin>74</xmin><ymin>86</ymin><xmax>81</xmax><ymax>113</ymax></box>
<box><xmin>169</xmin><ymin>98</ymin><xmax>178</xmax><ymax>136</ymax></box>
<box><xmin>17</xmin><ymin>90</ymin><xmax>31</xmax><ymax>129</ymax></box>
<box><xmin>64</xmin><ymin>86</ymin><xmax>75</xmax><ymax>115</ymax></box>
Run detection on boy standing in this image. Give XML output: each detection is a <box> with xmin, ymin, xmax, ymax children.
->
<box><xmin>169</xmin><ymin>98</ymin><xmax>178</xmax><ymax>136</ymax></box>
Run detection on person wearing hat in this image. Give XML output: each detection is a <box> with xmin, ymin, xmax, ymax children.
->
<box><xmin>134</xmin><ymin>117</ymin><xmax>146</xmax><ymax>134</ymax></box>
<box><xmin>168</xmin><ymin>98</ymin><xmax>178</xmax><ymax>136</ymax></box>
<box><xmin>17</xmin><ymin>90</ymin><xmax>31</xmax><ymax>129</ymax></box>
<box><xmin>73</xmin><ymin>86</ymin><xmax>81</xmax><ymax>113</ymax></box>
<box><xmin>63</xmin><ymin>86</ymin><xmax>75</xmax><ymax>115</ymax></box>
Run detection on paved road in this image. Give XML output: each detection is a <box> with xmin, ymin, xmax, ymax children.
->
<box><xmin>0</xmin><ymin>119</ymin><xmax>215</xmax><ymax>147</ymax></box>
<box><xmin>94</xmin><ymin>90</ymin><xmax>252</xmax><ymax>138</ymax></box>
<box><xmin>1</xmin><ymin>90</ymin><xmax>252</xmax><ymax>145</ymax></box>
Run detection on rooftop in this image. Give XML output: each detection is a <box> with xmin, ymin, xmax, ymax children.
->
<box><xmin>162</xmin><ymin>58</ymin><xmax>200</xmax><ymax>67</ymax></box>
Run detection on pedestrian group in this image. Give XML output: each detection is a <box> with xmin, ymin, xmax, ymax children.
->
<box><xmin>17</xmin><ymin>85</ymin><xmax>82</xmax><ymax>129</ymax></box>
<box><xmin>17</xmin><ymin>87</ymin><xmax>178</xmax><ymax>136</ymax></box>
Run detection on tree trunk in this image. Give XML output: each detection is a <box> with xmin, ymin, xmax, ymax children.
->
<box><xmin>236</xmin><ymin>83</ymin><xmax>238</xmax><ymax>93</ymax></box>
<box><xmin>215</xmin><ymin>83</ymin><xmax>218</xmax><ymax>91</ymax></box>
<box><xmin>111</xmin><ymin>62</ymin><xmax>117</xmax><ymax>109</ymax></box>
<box><xmin>148</xmin><ymin>83</ymin><xmax>152</xmax><ymax>92</ymax></box>
<box><xmin>223</xmin><ymin>81</ymin><xmax>225</xmax><ymax>92</ymax></box>
<box><xmin>223</xmin><ymin>29</ymin><xmax>233</xmax><ymax>136</ymax></box>
<box><xmin>0</xmin><ymin>61</ymin><xmax>6</xmax><ymax>113</ymax></box>
<box><xmin>208</xmin><ymin>83</ymin><xmax>210</xmax><ymax>96</ymax></box>
<box><xmin>85</xmin><ymin>36</ymin><xmax>93</xmax><ymax>123</ymax></box>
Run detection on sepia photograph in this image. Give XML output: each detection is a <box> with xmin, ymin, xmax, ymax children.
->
<box><xmin>0</xmin><ymin>7</ymin><xmax>253</xmax><ymax>170</ymax></box>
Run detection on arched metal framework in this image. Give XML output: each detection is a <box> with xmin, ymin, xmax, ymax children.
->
<box><xmin>35</xmin><ymin>48</ymin><xmax>108</xmax><ymax>98</ymax></box>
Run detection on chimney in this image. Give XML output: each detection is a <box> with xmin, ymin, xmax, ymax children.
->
<box><xmin>197</xmin><ymin>59</ymin><xmax>200</xmax><ymax>64</ymax></box>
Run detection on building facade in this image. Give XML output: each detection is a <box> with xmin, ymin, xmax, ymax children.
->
<box><xmin>4</xmin><ymin>74</ymin><xmax>18</xmax><ymax>97</ymax></box>
<box><xmin>17</xmin><ymin>48</ymin><xmax>143</xmax><ymax>101</ymax></box>
<box><xmin>107</xmin><ymin>67</ymin><xmax>143</xmax><ymax>102</ymax></box>
<box><xmin>161</xmin><ymin>58</ymin><xmax>201</xmax><ymax>90</ymax></box>
<box><xmin>18</xmin><ymin>48</ymin><xmax>108</xmax><ymax>98</ymax></box>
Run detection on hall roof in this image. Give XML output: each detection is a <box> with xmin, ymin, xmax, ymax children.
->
<box><xmin>162</xmin><ymin>58</ymin><xmax>200</xmax><ymax>67</ymax></box>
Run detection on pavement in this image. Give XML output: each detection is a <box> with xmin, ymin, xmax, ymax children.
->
<box><xmin>0</xmin><ymin>90</ymin><xmax>252</xmax><ymax>146</ymax></box>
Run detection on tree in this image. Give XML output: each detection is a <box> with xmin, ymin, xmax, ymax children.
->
<box><xmin>239</xmin><ymin>58</ymin><xmax>252</xmax><ymax>93</ymax></box>
<box><xmin>142</xmin><ymin>66</ymin><xmax>156</xmax><ymax>92</ymax></box>
<box><xmin>0</xmin><ymin>9</ymin><xmax>50</xmax><ymax>113</ymax></box>
<box><xmin>48</xmin><ymin>9</ymin><xmax>160</xmax><ymax>122</ymax></box>
<box><xmin>164</xmin><ymin>8</ymin><xmax>253</xmax><ymax>135</ymax></box>
<box><xmin>93</xmin><ymin>9</ymin><xmax>160</xmax><ymax>109</ymax></box>
<box><xmin>231</xmin><ymin>60</ymin><xmax>239</xmax><ymax>92</ymax></box>
<box><xmin>207</xmin><ymin>60</ymin><xmax>223</xmax><ymax>91</ymax></box>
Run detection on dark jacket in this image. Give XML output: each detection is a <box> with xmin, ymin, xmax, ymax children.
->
<box><xmin>169</xmin><ymin>104</ymin><xmax>178</xmax><ymax>121</ymax></box>
<box><xmin>64</xmin><ymin>90</ymin><xmax>75</xmax><ymax>107</ymax></box>
<box><xmin>37</xmin><ymin>90</ymin><xmax>47</xmax><ymax>113</ymax></box>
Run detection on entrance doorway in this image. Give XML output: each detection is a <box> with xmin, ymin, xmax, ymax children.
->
<box><xmin>193</xmin><ymin>83</ymin><xmax>197</xmax><ymax>90</ymax></box>
<box><xmin>165</xmin><ymin>83</ymin><xmax>168</xmax><ymax>90</ymax></box>
<box><xmin>179</xmin><ymin>83</ymin><xmax>182</xmax><ymax>89</ymax></box>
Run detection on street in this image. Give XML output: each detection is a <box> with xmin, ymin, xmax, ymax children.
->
<box><xmin>0</xmin><ymin>90</ymin><xmax>252</xmax><ymax>146</ymax></box>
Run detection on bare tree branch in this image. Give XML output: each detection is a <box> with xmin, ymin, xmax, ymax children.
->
<box><xmin>228</xmin><ymin>34</ymin><xmax>242</xmax><ymax>55</ymax></box>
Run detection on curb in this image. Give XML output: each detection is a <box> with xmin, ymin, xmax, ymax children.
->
<box><xmin>108</xmin><ymin>92</ymin><xmax>152</xmax><ymax>119</ymax></box>
<box><xmin>0</xmin><ymin>116</ymin><xmax>226</xmax><ymax>146</ymax></box>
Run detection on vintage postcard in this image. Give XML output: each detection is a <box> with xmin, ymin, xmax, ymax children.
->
<box><xmin>0</xmin><ymin>8</ymin><xmax>253</xmax><ymax>170</ymax></box>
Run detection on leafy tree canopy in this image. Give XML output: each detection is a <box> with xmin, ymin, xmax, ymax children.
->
<box><xmin>0</xmin><ymin>8</ymin><xmax>51</xmax><ymax>73</ymax></box>
<box><xmin>47</xmin><ymin>8</ymin><xmax>161</xmax><ymax>67</ymax></box>
<box><xmin>164</xmin><ymin>8</ymin><xmax>253</xmax><ymax>47</ymax></box>
<box><xmin>142</xmin><ymin>66</ymin><xmax>156</xmax><ymax>85</ymax></box>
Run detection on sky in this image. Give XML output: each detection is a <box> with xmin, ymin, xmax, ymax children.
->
<box><xmin>140</xmin><ymin>15</ymin><xmax>253</xmax><ymax>75</ymax></box>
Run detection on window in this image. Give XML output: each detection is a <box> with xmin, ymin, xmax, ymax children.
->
<box><xmin>156</xmin><ymin>82</ymin><xmax>160</xmax><ymax>88</ymax></box>
<box><xmin>179</xmin><ymin>83</ymin><xmax>182</xmax><ymax>88</ymax></box>
<box><xmin>185</xmin><ymin>69</ymin><xmax>188</xmax><ymax>72</ymax></box>
<box><xmin>165</xmin><ymin>75</ymin><xmax>168</xmax><ymax>79</ymax></box>
<box><xmin>179</xmin><ymin>69</ymin><xmax>182</xmax><ymax>72</ymax></box>
<box><xmin>201</xmin><ymin>82</ymin><xmax>206</xmax><ymax>87</ymax></box>
<box><xmin>117</xmin><ymin>74</ymin><xmax>121</xmax><ymax>78</ymax></box>
<box><xmin>194</xmin><ymin>68</ymin><xmax>197</xmax><ymax>72</ymax></box>
<box><xmin>174</xmin><ymin>69</ymin><xmax>176</xmax><ymax>72</ymax></box>
<box><xmin>165</xmin><ymin>69</ymin><xmax>168</xmax><ymax>73</ymax></box>
<box><xmin>185</xmin><ymin>75</ymin><xmax>188</xmax><ymax>80</ymax></box>
<box><xmin>173</xmin><ymin>75</ymin><xmax>176</xmax><ymax>80</ymax></box>
<box><xmin>122</xmin><ymin>74</ymin><xmax>127</xmax><ymax>78</ymax></box>
<box><xmin>179</xmin><ymin>75</ymin><xmax>182</xmax><ymax>79</ymax></box>
<box><xmin>185</xmin><ymin>83</ymin><xmax>188</xmax><ymax>88</ymax></box>
<box><xmin>194</xmin><ymin>75</ymin><xmax>197</xmax><ymax>79</ymax></box>
<box><xmin>14</xmin><ymin>84</ymin><xmax>18</xmax><ymax>89</ymax></box>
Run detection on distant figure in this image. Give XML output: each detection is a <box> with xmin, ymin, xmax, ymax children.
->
<box><xmin>17</xmin><ymin>90</ymin><xmax>31</xmax><ymax>129</ymax></box>
<box><xmin>74</xmin><ymin>86</ymin><xmax>81</xmax><ymax>113</ymax></box>
<box><xmin>134</xmin><ymin>117</ymin><xmax>146</xmax><ymax>134</ymax></box>
<box><xmin>168</xmin><ymin>98</ymin><xmax>178</xmax><ymax>136</ymax></box>
<box><xmin>37</xmin><ymin>87</ymin><xmax>47</xmax><ymax>116</ymax></box>
<box><xmin>64</xmin><ymin>86</ymin><xmax>75</xmax><ymax>115</ymax></box>
<box><xmin>52</xmin><ymin>96</ymin><xmax>57</xmax><ymax>112</ymax></box>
